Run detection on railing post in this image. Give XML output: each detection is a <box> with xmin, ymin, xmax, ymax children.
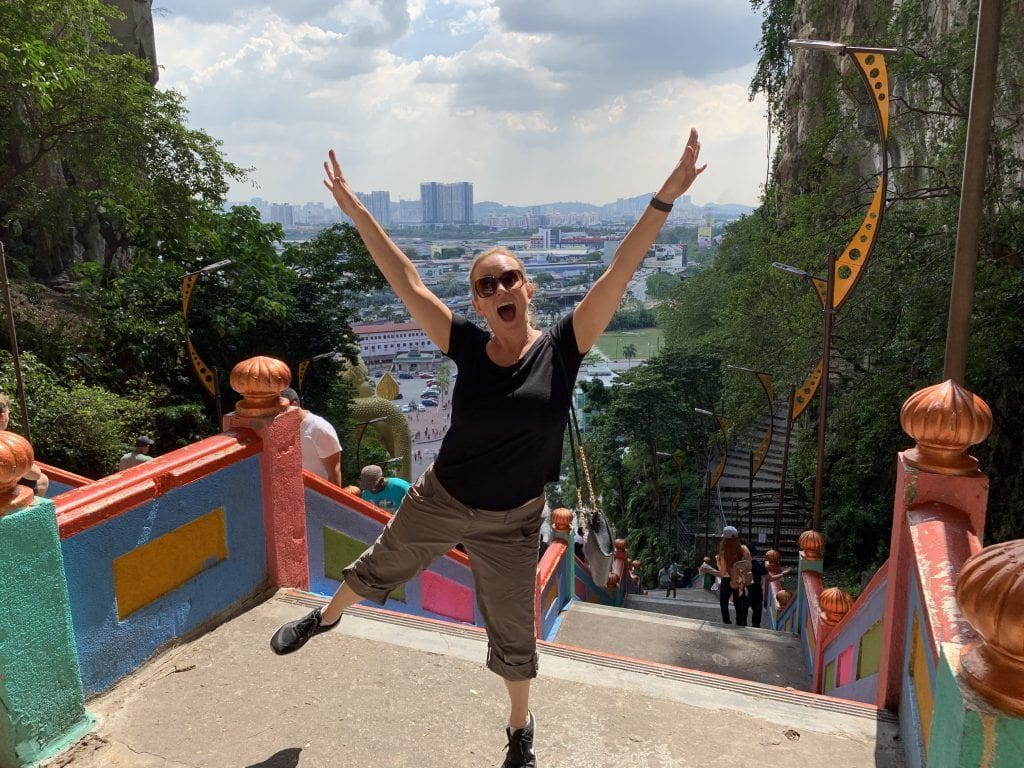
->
<box><xmin>877</xmin><ymin>380</ymin><xmax>992</xmax><ymax>712</ymax></box>
<box><xmin>552</xmin><ymin>508</ymin><xmax>574</xmax><ymax>603</ymax></box>
<box><xmin>0</xmin><ymin>432</ymin><xmax>91</xmax><ymax>767</ymax></box>
<box><xmin>222</xmin><ymin>356</ymin><xmax>310</xmax><ymax>590</ymax></box>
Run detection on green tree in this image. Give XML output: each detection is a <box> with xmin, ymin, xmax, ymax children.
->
<box><xmin>622</xmin><ymin>344</ymin><xmax>637</xmax><ymax>367</ymax></box>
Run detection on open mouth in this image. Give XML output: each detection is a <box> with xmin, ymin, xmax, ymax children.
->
<box><xmin>497</xmin><ymin>302</ymin><xmax>517</xmax><ymax>322</ymax></box>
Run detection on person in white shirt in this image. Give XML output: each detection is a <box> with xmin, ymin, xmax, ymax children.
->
<box><xmin>282</xmin><ymin>388</ymin><xmax>343</xmax><ymax>486</ymax></box>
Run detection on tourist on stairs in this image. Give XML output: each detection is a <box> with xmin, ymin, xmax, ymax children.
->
<box><xmin>699</xmin><ymin>525</ymin><xmax>752</xmax><ymax>626</ymax></box>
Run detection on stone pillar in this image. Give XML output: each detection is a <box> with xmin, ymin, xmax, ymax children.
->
<box><xmin>611</xmin><ymin>538</ymin><xmax>628</xmax><ymax>605</ymax></box>
<box><xmin>878</xmin><ymin>380</ymin><xmax>991</xmax><ymax>711</ymax></box>
<box><xmin>0</xmin><ymin>432</ymin><xmax>91</xmax><ymax>767</ymax></box>
<box><xmin>222</xmin><ymin>356</ymin><xmax>309</xmax><ymax>590</ymax></box>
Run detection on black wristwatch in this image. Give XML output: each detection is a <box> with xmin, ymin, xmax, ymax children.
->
<box><xmin>649</xmin><ymin>196</ymin><xmax>673</xmax><ymax>212</ymax></box>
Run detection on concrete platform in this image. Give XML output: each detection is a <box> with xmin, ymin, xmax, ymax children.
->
<box><xmin>45</xmin><ymin>591</ymin><xmax>903</xmax><ymax>768</ymax></box>
<box><xmin>556</xmin><ymin>601</ymin><xmax>812</xmax><ymax>691</ymax></box>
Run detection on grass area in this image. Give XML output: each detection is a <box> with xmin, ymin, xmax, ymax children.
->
<box><xmin>596</xmin><ymin>327</ymin><xmax>664</xmax><ymax>360</ymax></box>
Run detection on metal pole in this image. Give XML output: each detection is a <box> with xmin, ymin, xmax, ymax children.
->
<box><xmin>747</xmin><ymin>450</ymin><xmax>754</xmax><ymax>543</ymax></box>
<box><xmin>774</xmin><ymin>386</ymin><xmax>796</xmax><ymax>550</ymax></box>
<box><xmin>213</xmin><ymin>367</ymin><xmax>223</xmax><ymax>428</ymax></box>
<box><xmin>813</xmin><ymin>250</ymin><xmax>836</xmax><ymax>531</ymax></box>
<box><xmin>943</xmin><ymin>0</ymin><xmax>1003</xmax><ymax>385</ymax></box>
<box><xmin>0</xmin><ymin>243</ymin><xmax>31</xmax><ymax>442</ymax></box>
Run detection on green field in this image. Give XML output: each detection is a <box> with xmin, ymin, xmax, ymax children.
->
<box><xmin>596</xmin><ymin>328</ymin><xmax>664</xmax><ymax>361</ymax></box>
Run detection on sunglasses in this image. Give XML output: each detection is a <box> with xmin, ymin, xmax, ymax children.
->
<box><xmin>474</xmin><ymin>269</ymin><xmax>524</xmax><ymax>298</ymax></box>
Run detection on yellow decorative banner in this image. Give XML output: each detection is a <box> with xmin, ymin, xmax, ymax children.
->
<box><xmin>791</xmin><ymin>361</ymin><xmax>823</xmax><ymax>421</ymax></box>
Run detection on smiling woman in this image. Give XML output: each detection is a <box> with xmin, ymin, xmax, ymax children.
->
<box><xmin>269</xmin><ymin>131</ymin><xmax>706</xmax><ymax>768</ymax></box>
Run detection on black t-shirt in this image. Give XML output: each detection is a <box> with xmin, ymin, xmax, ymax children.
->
<box><xmin>434</xmin><ymin>311</ymin><xmax>585</xmax><ymax>510</ymax></box>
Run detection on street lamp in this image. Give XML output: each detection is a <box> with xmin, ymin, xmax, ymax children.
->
<box><xmin>0</xmin><ymin>243</ymin><xmax>31</xmax><ymax>442</ymax></box>
<box><xmin>694</xmin><ymin>407</ymin><xmax>729</xmax><ymax>555</ymax></box>
<box><xmin>772</xmin><ymin>260</ymin><xmax>833</xmax><ymax>532</ymax></box>
<box><xmin>181</xmin><ymin>259</ymin><xmax>233</xmax><ymax>425</ymax></box>
<box><xmin>297</xmin><ymin>351</ymin><xmax>341</xmax><ymax>394</ymax></box>
<box><xmin>656</xmin><ymin>450</ymin><xmax>684</xmax><ymax>558</ymax></box>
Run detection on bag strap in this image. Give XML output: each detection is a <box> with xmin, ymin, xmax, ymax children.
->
<box><xmin>550</xmin><ymin>327</ymin><xmax>599</xmax><ymax>523</ymax></box>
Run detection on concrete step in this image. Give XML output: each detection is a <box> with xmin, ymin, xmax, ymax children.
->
<box><xmin>556</xmin><ymin>600</ymin><xmax>812</xmax><ymax>691</ymax></box>
<box><xmin>624</xmin><ymin>591</ymin><xmax>723</xmax><ymax>622</ymax></box>
<box><xmin>50</xmin><ymin>590</ymin><xmax>904</xmax><ymax>768</ymax></box>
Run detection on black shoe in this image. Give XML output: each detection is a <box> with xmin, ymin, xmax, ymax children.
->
<box><xmin>502</xmin><ymin>712</ymin><xmax>536</xmax><ymax>768</ymax></box>
<box><xmin>270</xmin><ymin>608</ymin><xmax>338</xmax><ymax>655</ymax></box>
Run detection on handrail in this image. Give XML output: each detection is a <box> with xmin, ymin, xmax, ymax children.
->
<box><xmin>36</xmin><ymin>461</ymin><xmax>93</xmax><ymax>489</ymax></box>
<box><xmin>55</xmin><ymin>430</ymin><xmax>262</xmax><ymax>539</ymax></box>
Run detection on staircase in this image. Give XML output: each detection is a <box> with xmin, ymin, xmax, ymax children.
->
<box><xmin>704</xmin><ymin>409</ymin><xmax>810</xmax><ymax>565</ymax></box>
<box><xmin>52</xmin><ymin>591</ymin><xmax>904</xmax><ymax>768</ymax></box>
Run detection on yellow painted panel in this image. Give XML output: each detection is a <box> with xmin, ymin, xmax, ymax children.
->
<box><xmin>910</xmin><ymin>614</ymin><xmax>934</xmax><ymax>755</ymax></box>
<box><xmin>113</xmin><ymin>508</ymin><xmax>228</xmax><ymax>620</ymax></box>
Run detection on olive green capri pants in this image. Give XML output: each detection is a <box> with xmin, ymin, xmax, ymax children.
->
<box><xmin>342</xmin><ymin>465</ymin><xmax>544</xmax><ymax>681</ymax></box>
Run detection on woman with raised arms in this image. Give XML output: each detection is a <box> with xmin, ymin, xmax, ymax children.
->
<box><xmin>271</xmin><ymin>129</ymin><xmax>706</xmax><ymax>768</ymax></box>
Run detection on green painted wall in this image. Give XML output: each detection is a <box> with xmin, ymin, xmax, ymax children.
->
<box><xmin>928</xmin><ymin>646</ymin><xmax>1024</xmax><ymax>768</ymax></box>
<box><xmin>323</xmin><ymin>526</ymin><xmax>404</xmax><ymax>602</ymax></box>
<box><xmin>0</xmin><ymin>498</ymin><xmax>90</xmax><ymax>767</ymax></box>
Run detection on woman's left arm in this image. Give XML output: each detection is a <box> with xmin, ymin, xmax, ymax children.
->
<box><xmin>572</xmin><ymin>127</ymin><xmax>706</xmax><ymax>353</ymax></box>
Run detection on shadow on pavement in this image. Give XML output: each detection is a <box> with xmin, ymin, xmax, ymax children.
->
<box><xmin>246</xmin><ymin>747</ymin><xmax>302</xmax><ymax>768</ymax></box>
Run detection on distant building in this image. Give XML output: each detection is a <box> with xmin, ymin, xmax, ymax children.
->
<box><xmin>357</xmin><ymin>191</ymin><xmax>391</xmax><ymax>226</ymax></box>
<box><xmin>269</xmin><ymin>203</ymin><xmax>294</xmax><ymax>227</ymax></box>
<box><xmin>420</xmin><ymin>181</ymin><xmax>474</xmax><ymax>223</ymax></box>
<box><xmin>352</xmin><ymin>321</ymin><xmax>440</xmax><ymax>364</ymax></box>
<box><xmin>396</xmin><ymin>199</ymin><xmax>422</xmax><ymax>223</ymax></box>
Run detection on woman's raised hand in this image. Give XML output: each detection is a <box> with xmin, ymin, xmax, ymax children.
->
<box><xmin>323</xmin><ymin>149</ymin><xmax>360</xmax><ymax>215</ymax></box>
<box><xmin>657</xmin><ymin>127</ymin><xmax>707</xmax><ymax>201</ymax></box>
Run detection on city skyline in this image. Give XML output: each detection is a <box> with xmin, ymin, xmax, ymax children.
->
<box><xmin>155</xmin><ymin>2</ymin><xmax>768</xmax><ymax>209</ymax></box>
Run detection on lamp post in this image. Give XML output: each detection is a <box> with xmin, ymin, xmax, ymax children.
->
<box><xmin>0</xmin><ymin>243</ymin><xmax>31</xmax><ymax>442</ymax></box>
<box><xmin>694</xmin><ymin>407</ymin><xmax>729</xmax><ymax>550</ymax></box>
<box><xmin>656</xmin><ymin>450</ymin><xmax>684</xmax><ymax>558</ymax></box>
<box><xmin>943</xmin><ymin>0</ymin><xmax>1003</xmax><ymax>384</ymax></box>
<box><xmin>297</xmin><ymin>351</ymin><xmax>340</xmax><ymax>395</ymax></box>
<box><xmin>355</xmin><ymin>415</ymin><xmax>387</xmax><ymax>468</ymax></box>
<box><xmin>772</xmin><ymin>259</ymin><xmax>834</xmax><ymax>531</ymax></box>
<box><xmin>181</xmin><ymin>259</ymin><xmax>233</xmax><ymax>425</ymax></box>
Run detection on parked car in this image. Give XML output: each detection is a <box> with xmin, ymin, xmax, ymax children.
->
<box><xmin>393</xmin><ymin>392</ymin><xmax>403</xmax><ymax>400</ymax></box>
<box><xmin>420</xmin><ymin>398</ymin><xmax>438</xmax><ymax>407</ymax></box>
<box><xmin>400</xmin><ymin>404</ymin><xmax>412</xmax><ymax>413</ymax></box>
<box><xmin>422</xmin><ymin>389</ymin><xmax>440</xmax><ymax>398</ymax></box>
<box><xmin>398</xmin><ymin>372</ymin><xmax>413</xmax><ymax>379</ymax></box>
<box><xmin>413</xmin><ymin>401</ymin><xmax>425</xmax><ymax>411</ymax></box>
<box><xmin>418</xmin><ymin>372</ymin><xmax>433</xmax><ymax>379</ymax></box>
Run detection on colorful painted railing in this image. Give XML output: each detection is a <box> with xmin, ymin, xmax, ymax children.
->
<box><xmin>776</xmin><ymin>380</ymin><xmax>1023</xmax><ymax>767</ymax></box>
<box><xmin>817</xmin><ymin>560</ymin><xmax>889</xmax><ymax>704</ymax></box>
<box><xmin>36</xmin><ymin>460</ymin><xmax>93</xmax><ymax>497</ymax></box>
<box><xmin>54</xmin><ymin>431</ymin><xmax>266</xmax><ymax>694</ymax></box>
<box><xmin>535</xmin><ymin>537</ymin><xmax>570</xmax><ymax>641</ymax></box>
<box><xmin>302</xmin><ymin>472</ymin><xmax>482</xmax><ymax>626</ymax></box>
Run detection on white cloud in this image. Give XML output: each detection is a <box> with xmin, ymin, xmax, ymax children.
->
<box><xmin>155</xmin><ymin>0</ymin><xmax>768</xmax><ymax>206</ymax></box>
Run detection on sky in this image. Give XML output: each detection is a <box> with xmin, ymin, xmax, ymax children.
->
<box><xmin>155</xmin><ymin>1</ymin><xmax>769</xmax><ymax>207</ymax></box>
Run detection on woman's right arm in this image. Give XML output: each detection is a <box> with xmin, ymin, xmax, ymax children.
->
<box><xmin>323</xmin><ymin>150</ymin><xmax>453</xmax><ymax>352</ymax></box>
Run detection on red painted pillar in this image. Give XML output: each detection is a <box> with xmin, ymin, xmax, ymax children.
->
<box><xmin>876</xmin><ymin>454</ymin><xmax>988</xmax><ymax>710</ymax></box>
<box><xmin>224</xmin><ymin>357</ymin><xmax>309</xmax><ymax>591</ymax></box>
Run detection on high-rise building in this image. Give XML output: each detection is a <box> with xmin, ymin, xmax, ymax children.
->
<box><xmin>420</xmin><ymin>181</ymin><xmax>474</xmax><ymax>223</ymax></box>
<box><xmin>357</xmin><ymin>191</ymin><xmax>391</xmax><ymax>226</ymax></box>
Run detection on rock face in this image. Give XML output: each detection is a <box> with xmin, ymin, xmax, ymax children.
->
<box><xmin>21</xmin><ymin>1</ymin><xmax>158</xmax><ymax>285</ymax></box>
<box><xmin>774</xmin><ymin>0</ymin><xmax>1023</xmax><ymax>189</ymax></box>
<box><xmin>106</xmin><ymin>0</ymin><xmax>158</xmax><ymax>84</ymax></box>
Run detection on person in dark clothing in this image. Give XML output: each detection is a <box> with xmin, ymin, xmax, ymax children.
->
<box><xmin>269</xmin><ymin>133</ymin><xmax>707</xmax><ymax>768</ymax></box>
<box><xmin>742</xmin><ymin>545</ymin><xmax>795</xmax><ymax>628</ymax></box>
